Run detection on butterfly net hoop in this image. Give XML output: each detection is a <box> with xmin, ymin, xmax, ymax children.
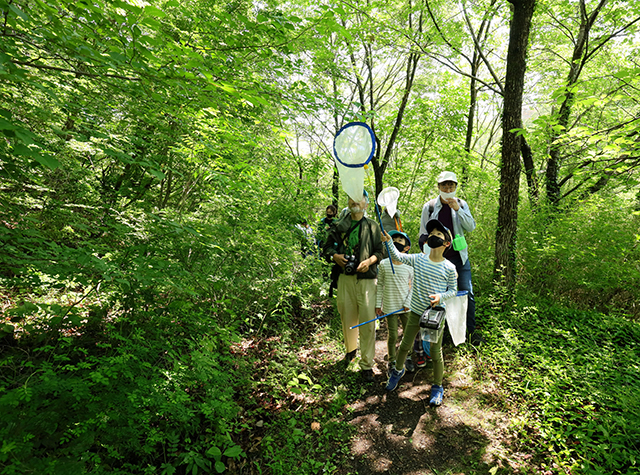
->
<box><xmin>377</xmin><ymin>187</ymin><xmax>399</xmax><ymax>218</ymax></box>
<box><xmin>333</xmin><ymin>122</ymin><xmax>375</xmax><ymax>202</ymax></box>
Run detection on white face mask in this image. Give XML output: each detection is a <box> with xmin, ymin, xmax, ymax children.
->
<box><xmin>440</xmin><ymin>190</ymin><xmax>456</xmax><ymax>200</ymax></box>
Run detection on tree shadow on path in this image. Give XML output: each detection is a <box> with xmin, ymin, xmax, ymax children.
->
<box><xmin>335</xmin><ymin>326</ymin><xmax>505</xmax><ymax>475</ymax></box>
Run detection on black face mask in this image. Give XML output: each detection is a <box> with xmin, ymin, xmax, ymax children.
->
<box><xmin>393</xmin><ymin>242</ymin><xmax>405</xmax><ymax>253</ymax></box>
<box><xmin>427</xmin><ymin>235</ymin><xmax>445</xmax><ymax>249</ymax></box>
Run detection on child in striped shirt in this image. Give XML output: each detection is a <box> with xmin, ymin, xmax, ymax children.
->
<box><xmin>375</xmin><ymin>231</ymin><xmax>414</xmax><ymax>375</ymax></box>
<box><xmin>382</xmin><ymin>219</ymin><xmax>458</xmax><ymax>406</ymax></box>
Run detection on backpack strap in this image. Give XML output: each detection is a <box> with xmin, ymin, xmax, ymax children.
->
<box><xmin>427</xmin><ymin>198</ymin><xmax>437</xmax><ymax>218</ymax></box>
<box><xmin>429</xmin><ymin>197</ymin><xmax>464</xmax><ymax>218</ymax></box>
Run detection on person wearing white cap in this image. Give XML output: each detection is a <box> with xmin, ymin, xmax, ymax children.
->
<box><xmin>419</xmin><ymin>171</ymin><xmax>481</xmax><ymax>345</ymax></box>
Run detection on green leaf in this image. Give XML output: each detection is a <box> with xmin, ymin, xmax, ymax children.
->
<box><xmin>214</xmin><ymin>461</ymin><xmax>225</xmax><ymax>473</ymax></box>
<box><xmin>206</xmin><ymin>446</ymin><xmax>222</xmax><ymax>459</ymax></box>
<box><xmin>8</xmin><ymin>4</ymin><xmax>29</xmax><ymax>21</ymax></box>
<box><xmin>149</xmin><ymin>169</ymin><xmax>166</xmax><ymax>180</ymax></box>
<box><xmin>0</xmin><ymin>323</ymin><xmax>15</xmax><ymax>336</ymax></box>
<box><xmin>223</xmin><ymin>445</ymin><xmax>242</xmax><ymax>458</ymax></box>
<box><xmin>144</xmin><ymin>5</ymin><xmax>166</xmax><ymax>17</ymax></box>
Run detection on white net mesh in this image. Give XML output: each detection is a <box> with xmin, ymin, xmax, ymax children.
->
<box><xmin>334</xmin><ymin>124</ymin><xmax>374</xmax><ymax>167</ymax></box>
<box><xmin>333</xmin><ymin>123</ymin><xmax>375</xmax><ymax>202</ymax></box>
<box><xmin>377</xmin><ymin>187</ymin><xmax>399</xmax><ymax>218</ymax></box>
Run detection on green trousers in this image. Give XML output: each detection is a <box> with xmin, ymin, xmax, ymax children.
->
<box><xmin>395</xmin><ymin>311</ymin><xmax>444</xmax><ymax>386</ymax></box>
<box><xmin>386</xmin><ymin>311</ymin><xmax>409</xmax><ymax>363</ymax></box>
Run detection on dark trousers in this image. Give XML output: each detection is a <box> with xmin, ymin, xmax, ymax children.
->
<box><xmin>446</xmin><ymin>254</ymin><xmax>476</xmax><ymax>333</ymax></box>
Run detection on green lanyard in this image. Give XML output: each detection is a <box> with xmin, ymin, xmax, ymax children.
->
<box><xmin>343</xmin><ymin>218</ymin><xmax>364</xmax><ymax>255</ymax></box>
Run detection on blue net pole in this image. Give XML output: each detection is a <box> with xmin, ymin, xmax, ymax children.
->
<box><xmin>373</xmin><ymin>199</ymin><xmax>395</xmax><ymax>274</ymax></box>
<box><xmin>350</xmin><ymin>308</ymin><xmax>404</xmax><ymax>329</ymax></box>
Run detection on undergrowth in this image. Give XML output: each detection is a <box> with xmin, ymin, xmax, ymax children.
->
<box><xmin>477</xmin><ymin>294</ymin><xmax>640</xmax><ymax>475</ymax></box>
<box><xmin>0</xmin><ymin>277</ymin><xmax>358</xmax><ymax>475</ymax></box>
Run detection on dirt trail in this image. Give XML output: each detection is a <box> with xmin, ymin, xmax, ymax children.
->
<box><xmin>335</xmin><ymin>321</ymin><xmax>516</xmax><ymax>475</ymax></box>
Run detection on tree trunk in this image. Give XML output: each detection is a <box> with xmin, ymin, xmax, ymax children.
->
<box><xmin>494</xmin><ymin>0</ymin><xmax>536</xmax><ymax>289</ymax></box>
<box><xmin>462</xmin><ymin>56</ymin><xmax>478</xmax><ymax>187</ymax></box>
<box><xmin>521</xmin><ymin>136</ymin><xmax>539</xmax><ymax>207</ymax></box>
<box><xmin>545</xmin><ymin>0</ymin><xmax>607</xmax><ymax>207</ymax></box>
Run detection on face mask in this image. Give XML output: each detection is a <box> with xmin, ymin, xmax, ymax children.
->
<box><xmin>427</xmin><ymin>235</ymin><xmax>445</xmax><ymax>249</ymax></box>
<box><xmin>440</xmin><ymin>191</ymin><xmax>456</xmax><ymax>200</ymax></box>
<box><xmin>393</xmin><ymin>242</ymin><xmax>405</xmax><ymax>253</ymax></box>
<box><xmin>349</xmin><ymin>205</ymin><xmax>362</xmax><ymax>214</ymax></box>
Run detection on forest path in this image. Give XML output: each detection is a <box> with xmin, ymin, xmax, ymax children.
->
<box><xmin>333</xmin><ymin>317</ymin><xmax>519</xmax><ymax>475</ymax></box>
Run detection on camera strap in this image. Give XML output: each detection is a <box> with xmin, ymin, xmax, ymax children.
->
<box><xmin>341</xmin><ymin>218</ymin><xmax>364</xmax><ymax>254</ymax></box>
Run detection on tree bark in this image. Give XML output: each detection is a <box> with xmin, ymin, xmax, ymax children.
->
<box><xmin>494</xmin><ymin>0</ymin><xmax>536</xmax><ymax>289</ymax></box>
<box><xmin>545</xmin><ymin>0</ymin><xmax>607</xmax><ymax>207</ymax></box>
<box><xmin>521</xmin><ymin>137</ymin><xmax>539</xmax><ymax>206</ymax></box>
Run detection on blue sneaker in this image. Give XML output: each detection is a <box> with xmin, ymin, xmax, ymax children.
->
<box><xmin>385</xmin><ymin>367</ymin><xmax>405</xmax><ymax>391</ymax></box>
<box><xmin>429</xmin><ymin>385</ymin><xmax>444</xmax><ymax>406</ymax></box>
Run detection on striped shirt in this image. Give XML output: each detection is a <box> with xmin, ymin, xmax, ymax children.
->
<box><xmin>387</xmin><ymin>242</ymin><xmax>458</xmax><ymax>316</ymax></box>
<box><xmin>375</xmin><ymin>259</ymin><xmax>413</xmax><ymax>313</ymax></box>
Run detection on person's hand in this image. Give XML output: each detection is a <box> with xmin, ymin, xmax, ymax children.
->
<box><xmin>333</xmin><ymin>253</ymin><xmax>347</xmax><ymax>268</ymax></box>
<box><xmin>356</xmin><ymin>259</ymin><xmax>370</xmax><ymax>273</ymax></box>
<box><xmin>429</xmin><ymin>294</ymin><xmax>441</xmax><ymax>306</ymax></box>
<box><xmin>381</xmin><ymin>231</ymin><xmax>391</xmax><ymax>243</ymax></box>
<box><xmin>376</xmin><ymin>307</ymin><xmax>383</xmax><ymax>316</ymax></box>
<box><xmin>403</xmin><ymin>306</ymin><xmax>410</xmax><ymax>312</ymax></box>
<box><xmin>445</xmin><ymin>198</ymin><xmax>460</xmax><ymax>211</ymax></box>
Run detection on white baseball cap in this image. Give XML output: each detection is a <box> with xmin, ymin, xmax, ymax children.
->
<box><xmin>437</xmin><ymin>171</ymin><xmax>458</xmax><ymax>183</ymax></box>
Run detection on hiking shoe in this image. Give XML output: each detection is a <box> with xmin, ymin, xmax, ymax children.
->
<box><xmin>387</xmin><ymin>361</ymin><xmax>396</xmax><ymax>376</ymax></box>
<box><xmin>429</xmin><ymin>385</ymin><xmax>444</xmax><ymax>406</ymax></box>
<box><xmin>344</xmin><ymin>349</ymin><xmax>357</xmax><ymax>362</ymax></box>
<box><xmin>404</xmin><ymin>357</ymin><xmax>415</xmax><ymax>372</ymax></box>
<box><xmin>469</xmin><ymin>331</ymin><xmax>485</xmax><ymax>346</ymax></box>
<box><xmin>385</xmin><ymin>368</ymin><xmax>405</xmax><ymax>391</ymax></box>
<box><xmin>361</xmin><ymin>369</ymin><xmax>374</xmax><ymax>383</ymax></box>
<box><xmin>415</xmin><ymin>353</ymin><xmax>427</xmax><ymax>368</ymax></box>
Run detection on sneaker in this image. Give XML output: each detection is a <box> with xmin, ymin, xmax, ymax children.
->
<box><xmin>469</xmin><ymin>331</ymin><xmax>485</xmax><ymax>346</ymax></box>
<box><xmin>344</xmin><ymin>349</ymin><xmax>357</xmax><ymax>362</ymax></box>
<box><xmin>404</xmin><ymin>357</ymin><xmax>415</xmax><ymax>372</ymax></box>
<box><xmin>415</xmin><ymin>353</ymin><xmax>427</xmax><ymax>368</ymax></box>
<box><xmin>387</xmin><ymin>361</ymin><xmax>396</xmax><ymax>376</ymax></box>
<box><xmin>361</xmin><ymin>369</ymin><xmax>374</xmax><ymax>383</ymax></box>
<box><xmin>429</xmin><ymin>385</ymin><xmax>444</xmax><ymax>406</ymax></box>
<box><xmin>385</xmin><ymin>368</ymin><xmax>405</xmax><ymax>391</ymax></box>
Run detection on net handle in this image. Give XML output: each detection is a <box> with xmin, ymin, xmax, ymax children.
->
<box><xmin>333</xmin><ymin>122</ymin><xmax>376</xmax><ymax>168</ymax></box>
<box><xmin>373</xmin><ymin>199</ymin><xmax>395</xmax><ymax>275</ymax></box>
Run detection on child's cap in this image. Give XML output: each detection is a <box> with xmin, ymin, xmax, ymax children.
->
<box><xmin>388</xmin><ymin>230</ymin><xmax>411</xmax><ymax>249</ymax></box>
<box><xmin>426</xmin><ymin>219</ymin><xmax>452</xmax><ymax>242</ymax></box>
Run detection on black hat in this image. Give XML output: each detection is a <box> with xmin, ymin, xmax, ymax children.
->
<box><xmin>426</xmin><ymin>219</ymin><xmax>452</xmax><ymax>242</ymax></box>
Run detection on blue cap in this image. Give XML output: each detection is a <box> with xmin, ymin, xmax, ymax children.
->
<box><xmin>388</xmin><ymin>230</ymin><xmax>411</xmax><ymax>248</ymax></box>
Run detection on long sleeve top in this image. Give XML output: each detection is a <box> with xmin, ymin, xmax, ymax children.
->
<box><xmin>322</xmin><ymin>215</ymin><xmax>383</xmax><ymax>280</ymax></box>
<box><xmin>419</xmin><ymin>197</ymin><xmax>476</xmax><ymax>265</ymax></box>
<box><xmin>387</xmin><ymin>242</ymin><xmax>458</xmax><ymax>316</ymax></box>
<box><xmin>375</xmin><ymin>259</ymin><xmax>413</xmax><ymax>313</ymax></box>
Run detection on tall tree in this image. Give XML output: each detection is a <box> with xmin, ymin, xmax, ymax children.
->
<box><xmin>542</xmin><ymin>0</ymin><xmax>640</xmax><ymax>207</ymax></box>
<box><xmin>494</xmin><ymin>0</ymin><xmax>536</xmax><ymax>288</ymax></box>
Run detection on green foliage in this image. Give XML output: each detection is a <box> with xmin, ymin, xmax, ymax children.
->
<box><xmin>518</xmin><ymin>193</ymin><xmax>640</xmax><ymax>316</ymax></box>
<box><xmin>482</xmin><ymin>296</ymin><xmax>640</xmax><ymax>474</ymax></box>
<box><xmin>0</xmin><ymin>307</ymin><xmax>245</xmax><ymax>474</ymax></box>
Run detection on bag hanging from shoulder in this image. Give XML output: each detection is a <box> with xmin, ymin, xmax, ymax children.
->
<box><xmin>419</xmin><ymin>305</ymin><xmax>446</xmax><ymax>330</ymax></box>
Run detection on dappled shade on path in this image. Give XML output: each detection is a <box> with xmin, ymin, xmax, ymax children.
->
<box><xmin>335</xmin><ymin>321</ymin><xmax>505</xmax><ymax>475</ymax></box>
